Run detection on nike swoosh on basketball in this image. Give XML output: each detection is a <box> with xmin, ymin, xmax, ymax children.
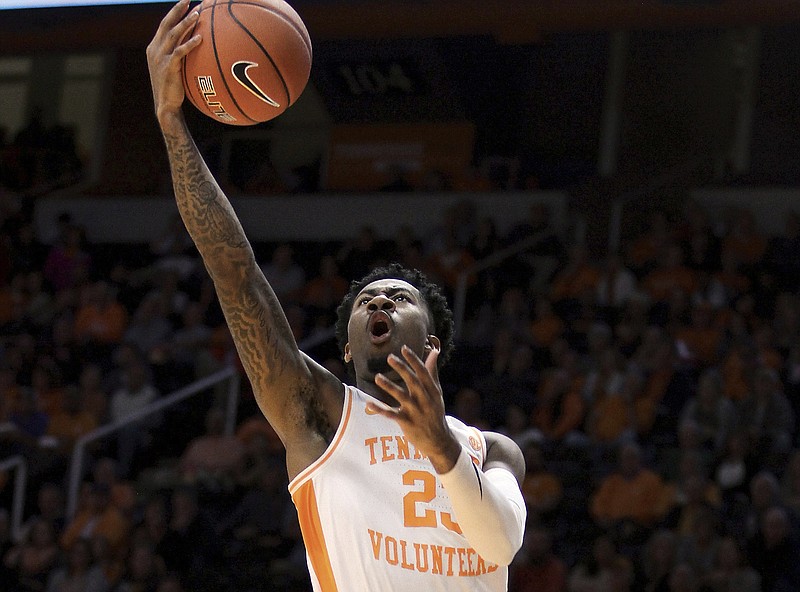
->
<box><xmin>231</xmin><ymin>61</ymin><xmax>281</xmax><ymax>107</ymax></box>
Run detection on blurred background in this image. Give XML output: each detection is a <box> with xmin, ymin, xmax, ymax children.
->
<box><xmin>1</xmin><ymin>1</ymin><xmax>800</xmax><ymax>591</ymax></box>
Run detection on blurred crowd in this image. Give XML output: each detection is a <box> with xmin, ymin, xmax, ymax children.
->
<box><xmin>0</xmin><ymin>111</ymin><xmax>85</xmax><ymax>197</ymax></box>
<box><xmin>0</xmin><ymin>191</ymin><xmax>799</xmax><ymax>592</ymax></box>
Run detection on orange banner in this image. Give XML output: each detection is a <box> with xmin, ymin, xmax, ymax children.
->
<box><xmin>325</xmin><ymin>122</ymin><xmax>475</xmax><ymax>192</ymax></box>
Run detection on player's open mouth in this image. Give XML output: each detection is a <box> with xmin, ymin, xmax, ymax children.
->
<box><xmin>368</xmin><ymin>312</ymin><xmax>392</xmax><ymax>344</ymax></box>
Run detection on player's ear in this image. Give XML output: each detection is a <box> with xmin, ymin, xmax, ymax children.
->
<box><xmin>424</xmin><ymin>335</ymin><xmax>442</xmax><ymax>379</ymax></box>
<box><xmin>343</xmin><ymin>343</ymin><xmax>352</xmax><ymax>364</ymax></box>
<box><xmin>424</xmin><ymin>335</ymin><xmax>441</xmax><ymax>354</ymax></box>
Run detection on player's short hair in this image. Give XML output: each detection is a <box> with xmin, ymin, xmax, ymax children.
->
<box><xmin>335</xmin><ymin>263</ymin><xmax>454</xmax><ymax>376</ymax></box>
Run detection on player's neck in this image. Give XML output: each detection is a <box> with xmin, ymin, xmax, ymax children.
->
<box><xmin>355</xmin><ymin>377</ymin><xmax>400</xmax><ymax>408</ymax></box>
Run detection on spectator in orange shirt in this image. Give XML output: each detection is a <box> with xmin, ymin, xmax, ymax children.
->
<box><xmin>179</xmin><ymin>407</ymin><xmax>245</xmax><ymax>486</ymax></box>
<box><xmin>72</xmin><ymin>280</ymin><xmax>128</xmax><ymax>357</ymax></box>
<box><xmin>61</xmin><ymin>483</ymin><xmax>130</xmax><ymax>556</ymax></box>
<box><xmin>92</xmin><ymin>457</ymin><xmax>137</xmax><ymax>519</ymax></box>
<box><xmin>586</xmin><ymin>364</ymin><xmax>641</xmax><ymax>449</ymax></box>
<box><xmin>529</xmin><ymin>296</ymin><xmax>564</xmax><ymax>351</ymax></box>
<box><xmin>46</xmin><ymin>385</ymin><xmax>97</xmax><ymax>454</ymax></box>
<box><xmin>590</xmin><ymin>442</ymin><xmax>668</xmax><ymax>542</ymax></box>
<box><xmin>642</xmin><ymin>243</ymin><xmax>697</xmax><ymax>304</ymax></box>
<box><xmin>531</xmin><ymin>365</ymin><xmax>586</xmax><ymax>447</ymax></box>
<box><xmin>519</xmin><ymin>440</ymin><xmax>563</xmax><ymax>523</ymax></box>
<box><xmin>550</xmin><ymin>243</ymin><xmax>600</xmax><ymax>311</ymax></box>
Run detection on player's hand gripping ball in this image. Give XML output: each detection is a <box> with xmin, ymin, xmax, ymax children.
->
<box><xmin>181</xmin><ymin>0</ymin><xmax>312</xmax><ymax>125</ymax></box>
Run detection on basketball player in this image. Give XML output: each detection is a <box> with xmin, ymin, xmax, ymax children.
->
<box><xmin>146</xmin><ymin>1</ymin><xmax>526</xmax><ymax>589</ymax></box>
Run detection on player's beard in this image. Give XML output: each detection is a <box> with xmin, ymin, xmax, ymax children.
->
<box><xmin>366</xmin><ymin>356</ymin><xmax>391</xmax><ymax>375</ymax></box>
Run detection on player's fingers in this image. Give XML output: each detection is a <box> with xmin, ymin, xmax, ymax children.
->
<box><xmin>386</xmin><ymin>352</ymin><xmax>423</xmax><ymax>395</ymax></box>
<box><xmin>166</xmin><ymin>8</ymin><xmax>200</xmax><ymax>49</ymax></box>
<box><xmin>156</xmin><ymin>0</ymin><xmax>192</xmax><ymax>40</ymax></box>
<box><xmin>375</xmin><ymin>372</ymin><xmax>411</xmax><ymax>403</ymax></box>
<box><xmin>399</xmin><ymin>345</ymin><xmax>439</xmax><ymax>395</ymax></box>
<box><xmin>173</xmin><ymin>32</ymin><xmax>202</xmax><ymax>59</ymax></box>
<box><xmin>365</xmin><ymin>401</ymin><xmax>400</xmax><ymax>420</ymax></box>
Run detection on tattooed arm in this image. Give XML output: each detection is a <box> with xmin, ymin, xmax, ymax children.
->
<box><xmin>146</xmin><ymin>0</ymin><xmax>343</xmax><ymax>478</ymax></box>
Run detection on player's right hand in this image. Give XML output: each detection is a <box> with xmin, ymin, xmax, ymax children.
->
<box><xmin>146</xmin><ymin>0</ymin><xmax>202</xmax><ymax>125</ymax></box>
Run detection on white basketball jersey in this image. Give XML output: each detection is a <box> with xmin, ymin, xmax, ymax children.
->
<box><xmin>288</xmin><ymin>385</ymin><xmax>507</xmax><ymax>592</ymax></box>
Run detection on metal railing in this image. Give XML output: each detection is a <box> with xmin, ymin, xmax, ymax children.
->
<box><xmin>452</xmin><ymin>229</ymin><xmax>563</xmax><ymax>339</ymax></box>
<box><xmin>0</xmin><ymin>455</ymin><xmax>27</xmax><ymax>541</ymax></box>
<box><xmin>451</xmin><ymin>150</ymin><xmax>719</xmax><ymax>337</ymax></box>
<box><xmin>65</xmin><ymin>366</ymin><xmax>240</xmax><ymax>518</ymax></box>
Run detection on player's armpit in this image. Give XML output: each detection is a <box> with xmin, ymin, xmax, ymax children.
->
<box><xmin>437</xmin><ymin>446</ymin><xmax>526</xmax><ymax>566</ymax></box>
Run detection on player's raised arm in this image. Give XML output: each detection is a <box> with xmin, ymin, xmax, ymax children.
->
<box><xmin>145</xmin><ymin>1</ymin><xmax>343</xmax><ymax>472</ymax></box>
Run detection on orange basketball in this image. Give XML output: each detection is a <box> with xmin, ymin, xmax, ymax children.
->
<box><xmin>181</xmin><ymin>0</ymin><xmax>312</xmax><ymax>125</ymax></box>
